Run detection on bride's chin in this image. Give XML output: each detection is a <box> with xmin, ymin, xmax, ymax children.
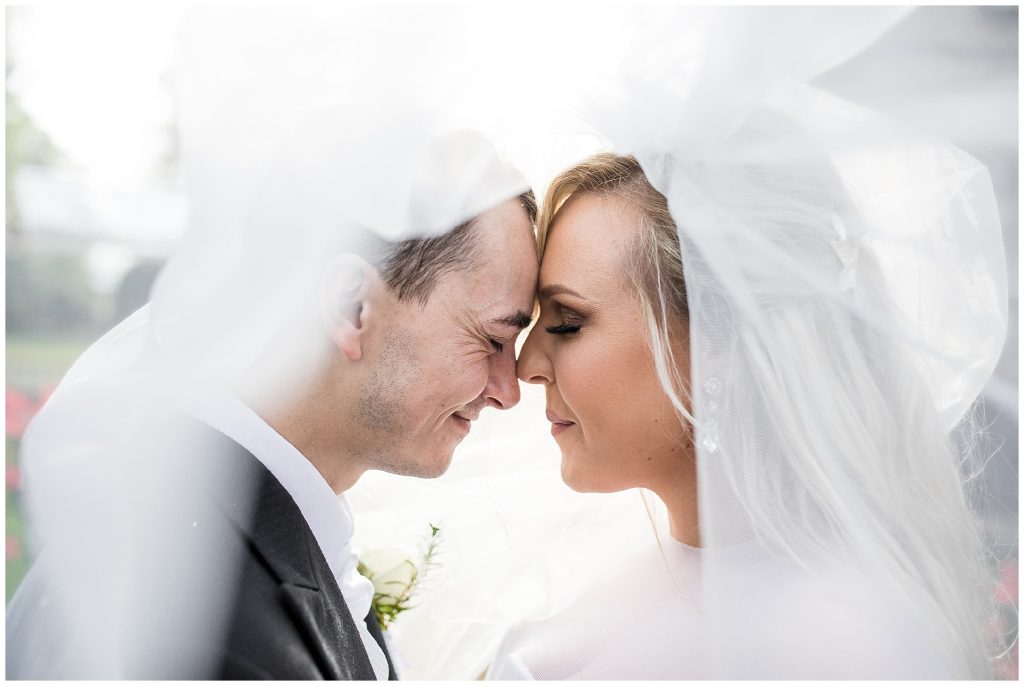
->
<box><xmin>558</xmin><ymin>456</ymin><xmax>585</xmax><ymax>492</ymax></box>
<box><xmin>559</xmin><ymin>456</ymin><xmax>614</xmax><ymax>494</ymax></box>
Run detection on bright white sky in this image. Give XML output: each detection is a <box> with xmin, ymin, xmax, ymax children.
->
<box><xmin>8</xmin><ymin>5</ymin><xmax>185</xmax><ymax>190</ymax></box>
<box><xmin>9</xmin><ymin>6</ymin><xmax>1013</xmax><ymax>192</ymax></box>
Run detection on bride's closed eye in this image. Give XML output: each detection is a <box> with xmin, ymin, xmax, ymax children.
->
<box><xmin>544</xmin><ymin>307</ymin><xmax>585</xmax><ymax>335</ymax></box>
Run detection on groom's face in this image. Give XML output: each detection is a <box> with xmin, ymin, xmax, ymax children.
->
<box><xmin>357</xmin><ymin>198</ymin><xmax>538</xmax><ymax>477</ymax></box>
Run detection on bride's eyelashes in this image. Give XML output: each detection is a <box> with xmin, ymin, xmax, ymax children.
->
<box><xmin>544</xmin><ymin>307</ymin><xmax>585</xmax><ymax>335</ymax></box>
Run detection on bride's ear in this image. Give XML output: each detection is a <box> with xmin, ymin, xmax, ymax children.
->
<box><xmin>319</xmin><ymin>254</ymin><xmax>382</xmax><ymax>362</ymax></box>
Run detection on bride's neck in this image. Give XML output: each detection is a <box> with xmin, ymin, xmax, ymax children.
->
<box><xmin>668</xmin><ymin>507</ymin><xmax>701</xmax><ymax>547</ymax></box>
<box><xmin>648</xmin><ymin>465</ymin><xmax>701</xmax><ymax>547</ymax></box>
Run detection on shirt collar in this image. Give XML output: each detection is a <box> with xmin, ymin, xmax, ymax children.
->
<box><xmin>161</xmin><ymin>353</ymin><xmax>388</xmax><ymax>679</ymax></box>
<box><xmin>176</xmin><ymin>379</ymin><xmax>353</xmax><ymax>580</ymax></box>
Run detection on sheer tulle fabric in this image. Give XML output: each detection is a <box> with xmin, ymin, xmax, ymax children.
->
<box><xmin>646</xmin><ymin>83</ymin><xmax>1002</xmax><ymax>679</ymax></box>
<box><xmin>15</xmin><ymin>6</ymin><xmax>1007</xmax><ymax>680</ymax></box>
<box><xmin>352</xmin><ymin>8</ymin><xmax>1007</xmax><ymax>679</ymax></box>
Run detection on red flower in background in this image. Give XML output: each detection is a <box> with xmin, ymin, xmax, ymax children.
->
<box><xmin>6</xmin><ymin>388</ymin><xmax>35</xmax><ymax>439</ymax></box>
<box><xmin>990</xmin><ymin>559</ymin><xmax>1020</xmax><ymax>680</ymax></box>
<box><xmin>6</xmin><ymin>463</ymin><xmax>20</xmax><ymax>491</ymax></box>
<box><xmin>6</xmin><ymin>535</ymin><xmax>21</xmax><ymax>560</ymax></box>
<box><xmin>993</xmin><ymin>644</ymin><xmax>1018</xmax><ymax>681</ymax></box>
<box><xmin>5</xmin><ymin>385</ymin><xmax>54</xmax><ymax>440</ymax></box>
<box><xmin>996</xmin><ymin>560</ymin><xmax>1019</xmax><ymax>604</ymax></box>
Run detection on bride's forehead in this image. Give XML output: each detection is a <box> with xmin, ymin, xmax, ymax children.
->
<box><xmin>543</xmin><ymin>195</ymin><xmax>639</xmax><ymax>269</ymax></box>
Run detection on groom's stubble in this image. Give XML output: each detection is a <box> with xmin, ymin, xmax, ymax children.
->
<box><xmin>356</xmin><ymin>326</ymin><xmax>431</xmax><ymax>476</ymax></box>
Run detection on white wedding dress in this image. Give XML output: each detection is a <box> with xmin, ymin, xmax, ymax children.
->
<box><xmin>488</xmin><ymin>533</ymin><xmax>704</xmax><ymax>680</ymax></box>
<box><xmin>487</xmin><ymin>528</ymin><xmax>954</xmax><ymax>680</ymax></box>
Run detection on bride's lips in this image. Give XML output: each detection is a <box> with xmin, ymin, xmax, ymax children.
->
<box><xmin>546</xmin><ymin>409</ymin><xmax>576</xmax><ymax>437</ymax></box>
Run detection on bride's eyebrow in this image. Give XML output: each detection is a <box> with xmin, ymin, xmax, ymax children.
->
<box><xmin>538</xmin><ymin>284</ymin><xmax>584</xmax><ymax>301</ymax></box>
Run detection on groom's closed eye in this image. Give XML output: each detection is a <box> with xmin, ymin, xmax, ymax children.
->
<box><xmin>484</xmin><ymin>311</ymin><xmax>533</xmax><ymax>357</ymax></box>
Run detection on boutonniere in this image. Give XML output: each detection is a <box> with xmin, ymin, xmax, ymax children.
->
<box><xmin>357</xmin><ymin>524</ymin><xmax>442</xmax><ymax>631</ymax></box>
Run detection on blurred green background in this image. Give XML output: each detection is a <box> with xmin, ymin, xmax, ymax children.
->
<box><xmin>6</xmin><ymin>8</ymin><xmax>171</xmax><ymax>601</ymax></box>
<box><xmin>6</xmin><ymin>253</ymin><xmax>163</xmax><ymax>600</ymax></box>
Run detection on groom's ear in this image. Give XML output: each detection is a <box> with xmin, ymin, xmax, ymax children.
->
<box><xmin>319</xmin><ymin>254</ymin><xmax>382</xmax><ymax>362</ymax></box>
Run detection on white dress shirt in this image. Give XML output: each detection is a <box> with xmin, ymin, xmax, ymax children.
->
<box><xmin>179</xmin><ymin>381</ymin><xmax>389</xmax><ymax>680</ymax></box>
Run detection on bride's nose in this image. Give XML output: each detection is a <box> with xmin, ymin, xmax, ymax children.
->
<box><xmin>516</xmin><ymin>326</ymin><xmax>553</xmax><ymax>385</ymax></box>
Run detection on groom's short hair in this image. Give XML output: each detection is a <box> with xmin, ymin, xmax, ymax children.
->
<box><xmin>376</xmin><ymin>190</ymin><xmax>537</xmax><ymax>305</ymax></box>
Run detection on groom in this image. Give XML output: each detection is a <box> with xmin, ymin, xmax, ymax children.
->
<box><xmin>7</xmin><ymin>186</ymin><xmax>539</xmax><ymax>679</ymax></box>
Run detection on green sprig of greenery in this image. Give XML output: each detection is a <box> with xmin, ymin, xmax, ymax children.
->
<box><xmin>358</xmin><ymin>523</ymin><xmax>442</xmax><ymax>631</ymax></box>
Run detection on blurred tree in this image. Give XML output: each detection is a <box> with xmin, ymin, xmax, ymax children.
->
<box><xmin>6</xmin><ymin>15</ymin><xmax>62</xmax><ymax>234</ymax></box>
<box><xmin>155</xmin><ymin>70</ymin><xmax>182</xmax><ymax>183</ymax></box>
<box><xmin>113</xmin><ymin>257</ymin><xmax>165</xmax><ymax>323</ymax></box>
<box><xmin>6</xmin><ymin>251</ymin><xmax>97</xmax><ymax>335</ymax></box>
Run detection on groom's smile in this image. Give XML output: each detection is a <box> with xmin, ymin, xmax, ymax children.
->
<box><xmin>451</xmin><ymin>407</ymin><xmax>479</xmax><ymax>432</ymax></box>
<box><xmin>449</xmin><ymin>412</ymin><xmax>473</xmax><ymax>434</ymax></box>
<box><xmin>342</xmin><ymin>197</ymin><xmax>539</xmax><ymax>480</ymax></box>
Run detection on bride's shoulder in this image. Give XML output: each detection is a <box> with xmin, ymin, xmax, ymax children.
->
<box><xmin>487</xmin><ymin>540</ymin><xmax>702</xmax><ymax>680</ymax></box>
<box><xmin>727</xmin><ymin>561</ymin><xmax>954</xmax><ymax>679</ymax></box>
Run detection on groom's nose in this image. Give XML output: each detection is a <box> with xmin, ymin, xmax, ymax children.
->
<box><xmin>482</xmin><ymin>346</ymin><xmax>521</xmax><ymax>410</ymax></box>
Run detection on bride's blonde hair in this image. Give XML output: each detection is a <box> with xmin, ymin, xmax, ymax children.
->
<box><xmin>538</xmin><ymin>153</ymin><xmax>694</xmax><ymax>424</ymax></box>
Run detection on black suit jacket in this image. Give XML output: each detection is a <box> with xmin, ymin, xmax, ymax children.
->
<box><xmin>7</xmin><ymin>416</ymin><xmax>397</xmax><ymax>680</ymax></box>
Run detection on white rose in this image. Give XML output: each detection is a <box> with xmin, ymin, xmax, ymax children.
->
<box><xmin>359</xmin><ymin>547</ymin><xmax>418</xmax><ymax>600</ymax></box>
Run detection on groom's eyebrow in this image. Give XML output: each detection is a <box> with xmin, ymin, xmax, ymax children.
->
<box><xmin>489</xmin><ymin>311</ymin><xmax>533</xmax><ymax>330</ymax></box>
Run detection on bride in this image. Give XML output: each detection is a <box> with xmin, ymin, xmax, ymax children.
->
<box><xmin>483</xmin><ymin>97</ymin><xmax>1006</xmax><ymax>679</ymax></box>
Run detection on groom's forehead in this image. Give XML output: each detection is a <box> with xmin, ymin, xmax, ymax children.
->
<box><xmin>418</xmin><ymin>197</ymin><xmax>537</xmax><ymax>326</ymax></box>
<box><xmin>446</xmin><ymin>286</ymin><xmax>534</xmax><ymax>329</ymax></box>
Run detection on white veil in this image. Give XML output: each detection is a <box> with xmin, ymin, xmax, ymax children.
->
<box><xmin>639</xmin><ymin>84</ymin><xmax>1004</xmax><ymax>678</ymax></box>
<box><xmin>615</xmin><ymin>16</ymin><xmax>1006</xmax><ymax>676</ymax></box>
<box><xmin>344</xmin><ymin>7</ymin><xmax>1011</xmax><ymax>680</ymax></box>
<box><xmin>11</xmin><ymin>6</ymin><xmax>1011</xmax><ymax>680</ymax></box>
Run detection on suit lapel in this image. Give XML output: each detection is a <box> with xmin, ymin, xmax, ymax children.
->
<box><xmin>182</xmin><ymin>418</ymin><xmax>378</xmax><ymax>680</ymax></box>
<box><xmin>280</xmin><ymin>579</ymin><xmax>375</xmax><ymax>680</ymax></box>
<box><xmin>365</xmin><ymin>609</ymin><xmax>398</xmax><ymax>680</ymax></box>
